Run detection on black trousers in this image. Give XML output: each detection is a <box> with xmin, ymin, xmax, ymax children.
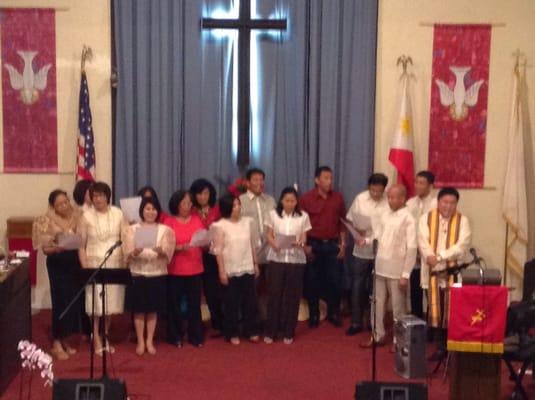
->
<box><xmin>410</xmin><ymin>266</ymin><xmax>424</xmax><ymax>319</ymax></box>
<box><xmin>46</xmin><ymin>250</ymin><xmax>87</xmax><ymax>339</ymax></box>
<box><xmin>305</xmin><ymin>239</ymin><xmax>343</xmax><ymax>319</ymax></box>
<box><xmin>167</xmin><ymin>274</ymin><xmax>204</xmax><ymax>345</ymax></box>
<box><xmin>265</xmin><ymin>262</ymin><xmax>305</xmax><ymax>339</ymax></box>
<box><xmin>202</xmin><ymin>252</ymin><xmax>224</xmax><ymax>331</ymax></box>
<box><xmin>223</xmin><ymin>274</ymin><xmax>258</xmax><ymax>339</ymax></box>
<box><xmin>347</xmin><ymin>256</ymin><xmax>374</xmax><ymax>327</ymax></box>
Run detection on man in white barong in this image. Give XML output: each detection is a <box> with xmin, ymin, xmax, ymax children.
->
<box><xmin>359</xmin><ymin>184</ymin><xmax>417</xmax><ymax>352</ymax></box>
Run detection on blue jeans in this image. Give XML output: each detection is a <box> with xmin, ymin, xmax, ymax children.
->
<box><xmin>305</xmin><ymin>239</ymin><xmax>343</xmax><ymax>319</ymax></box>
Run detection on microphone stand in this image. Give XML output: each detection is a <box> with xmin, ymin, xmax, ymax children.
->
<box><xmin>371</xmin><ymin>239</ymin><xmax>378</xmax><ymax>382</ymax></box>
<box><xmin>59</xmin><ymin>246</ymin><xmax>119</xmax><ymax>379</ymax></box>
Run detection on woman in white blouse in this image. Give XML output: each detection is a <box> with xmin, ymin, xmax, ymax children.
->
<box><xmin>78</xmin><ymin>182</ymin><xmax>127</xmax><ymax>355</ymax></box>
<box><xmin>123</xmin><ymin>197</ymin><xmax>175</xmax><ymax>356</ymax></box>
<box><xmin>264</xmin><ymin>187</ymin><xmax>311</xmax><ymax>344</ymax></box>
<box><xmin>210</xmin><ymin>194</ymin><xmax>259</xmax><ymax>345</ymax></box>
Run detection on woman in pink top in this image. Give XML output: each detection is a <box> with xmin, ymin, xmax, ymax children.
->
<box><xmin>190</xmin><ymin>178</ymin><xmax>223</xmax><ymax>333</ymax></box>
<box><xmin>164</xmin><ymin>190</ymin><xmax>205</xmax><ymax>347</ymax></box>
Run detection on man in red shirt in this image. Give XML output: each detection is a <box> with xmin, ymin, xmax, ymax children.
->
<box><xmin>300</xmin><ymin>166</ymin><xmax>347</xmax><ymax>328</ymax></box>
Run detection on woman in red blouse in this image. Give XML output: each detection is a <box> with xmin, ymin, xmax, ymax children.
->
<box><xmin>190</xmin><ymin>178</ymin><xmax>223</xmax><ymax>333</ymax></box>
<box><xmin>164</xmin><ymin>190</ymin><xmax>205</xmax><ymax>347</ymax></box>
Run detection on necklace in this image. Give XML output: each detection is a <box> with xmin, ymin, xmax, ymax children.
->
<box><xmin>199</xmin><ymin>206</ymin><xmax>210</xmax><ymax>220</ymax></box>
<box><xmin>94</xmin><ymin>208</ymin><xmax>112</xmax><ymax>241</ymax></box>
<box><xmin>440</xmin><ymin>218</ymin><xmax>449</xmax><ymax>235</ymax></box>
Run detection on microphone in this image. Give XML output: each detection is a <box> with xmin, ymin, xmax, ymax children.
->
<box><xmin>469</xmin><ymin>247</ymin><xmax>485</xmax><ymax>284</ymax></box>
<box><xmin>105</xmin><ymin>240</ymin><xmax>122</xmax><ymax>256</ymax></box>
<box><xmin>469</xmin><ymin>247</ymin><xmax>484</xmax><ymax>266</ymax></box>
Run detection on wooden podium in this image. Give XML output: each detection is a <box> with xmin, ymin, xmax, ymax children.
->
<box><xmin>6</xmin><ymin>217</ymin><xmax>37</xmax><ymax>286</ymax></box>
<box><xmin>447</xmin><ymin>281</ymin><xmax>507</xmax><ymax>400</ymax></box>
<box><xmin>449</xmin><ymin>352</ymin><xmax>501</xmax><ymax>400</ymax></box>
<box><xmin>0</xmin><ymin>260</ymin><xmax>31</xmax><ymax>395</ymax></box>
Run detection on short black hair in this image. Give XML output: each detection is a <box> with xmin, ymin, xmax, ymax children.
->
<box><xmin>368</xmin><ymin>173</ymin><xmax>388</xmax><ymax>187</ymax></box>
<box><xmin>137</xmin><ymin>185</ymin><xmax>162</xmax><ymax>211</ymax></box>
<box><xmin>168</xmin><ymin>190</ymin><xmax>190</xmax><ymax>216</ymax></box>
<box><xmin>438</xmin><ymin>187</ymin><xmax>460</xmax><ymax>201</ymax></box>
<box><xmin>139</xmin><ymin>196</ymin><xmax>162</xmax><ymax>222</ymax></box>
<box><xmin>219</xmin><ymin>193</ymin><xmax>239</xmax><ymax>219</ymax></box>
<box><xmin>89</xmin><ymin>182</ymin><xmax>112</xmax><ymax>204</ymax></box>
<box><xmin>276</xmin><ymin>187</ymin><xmax>302</xmax><ymax>217</ymax></box>
<box><xmin>314</xmin><ymin>165</ymin><xmax>332</xmax><ymax>178</ymax></box>
<box><xmin>48</xmin><ymin>189</ymin><xmax>68</xmax><ymax>207</ymax></box>
<box><xmin>73</xmin><ymin>179</ymin><xmax>93</xmax><ymax>206</ymax></box>
<box><xmin>189</xmin><ymin>178</ymin><xmax>217</xmax><ymax>208</ymax></box>
<box><xmin>245</xmin><ymin>168</ymin><xmax>265</xmax><ymax>180</ymax></box>
<box><xmin>416</xmin><ymin>170</ymin><xmax>435</xmax><ymax>184</ymax></box>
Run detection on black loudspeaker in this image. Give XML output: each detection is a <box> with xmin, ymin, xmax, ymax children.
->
<box><xmin>53</xmin><ymin>378</ymin><xmax>127</xmax><ymax>400</ymax></box>
<box><xmin>355</xmin><ymin>381</ymin><xmax>427</xmax><ymax>400</ymax></box>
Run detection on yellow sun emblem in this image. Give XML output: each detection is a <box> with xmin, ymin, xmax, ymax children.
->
<box><xmin>400</xmin><ymin>118</ymin><xmax>411</xmax><ymax>136</ymax></box>
<box><xmin>470</xmin><ymin>309</ymin><xmax>486</xmax><ymax>326</ymax></box>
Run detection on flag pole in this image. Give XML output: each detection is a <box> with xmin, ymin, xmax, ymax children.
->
<box><xmin>80</xmin><ymin>45</ymin><xmax>93</xmax><ymax>74</ymax></box>
<box><xmin>503</xmin><ymin>224</ymin><xmax>508</xmax><ymax>286</ymax></box>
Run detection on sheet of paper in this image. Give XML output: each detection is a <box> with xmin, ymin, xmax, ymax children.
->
<box><xmin>340</xmin><ymin>218</ymin><xmax>362</xmax><ymax>241</ymax></box>
<box><xmin>120</xmin><ymin>196</ymin><xmax>142</xmax><ymax>223</ymax></box>
<box><xmin>275</xmin><ymin>234</ymin><xmax>297</xmax><ymax>250</ymax></box>
<box><xmin>189</xmin><ymin>229</ymin><xmax>211</xmax><ymax>247</ymax></box>
<box><xmin>134</xmin><ymin>225</ymin><xmax>158</xmax><ymax>248</ymax></box>
<box><xmin>14</xmin><ymin>250</ymin><xmax>30</xmax><ymax>258</ymax></box>
<box><xmin>57</xmin><ymin>233</ymin><xmax>82</xmax><ymax>250</ymax></box>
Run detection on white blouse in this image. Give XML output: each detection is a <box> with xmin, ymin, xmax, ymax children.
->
<box><xmin>264</xmin><ymin>209</ymin><xmax>312</xmax><ymax>264</ymax></box>
<box><xmin>123</xmin><ymin>223</ymin><xmax>175</xmax><ymax>277</ymax></box>
<box><xmin>210</xmin><ymin>217</ymin><xmax>258</xmax><ymax>277</ymax></box>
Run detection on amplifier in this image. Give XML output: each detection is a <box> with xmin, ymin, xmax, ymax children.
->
<box><xmin>53</xmin><ymin>378</ymin><xmax>127</xmax><ymax>400</ymax></box>
<box><xmin>394</xmin><ymin>314</ymin><xmax>426</xmax><ymax>379</ymax></box>
<box><xmin>355</xmin><ymin>381</ymin><xmax>427</xmax><ymax>400</ymax></box>
<box><xmin>461</xmin><ymin>267</ymin><xmax>501</xmax><ymax>285</ymax></box>
<box><xmin>522</xmin><ymin>259</ymin><xmax>535</xmax><ymax>300</ymax></box>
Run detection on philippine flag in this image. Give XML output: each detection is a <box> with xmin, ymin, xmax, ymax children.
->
<box><xmin>388</xmin><ymin>74</ymin><xmax>415</xmax><ymax>197</ymax></box>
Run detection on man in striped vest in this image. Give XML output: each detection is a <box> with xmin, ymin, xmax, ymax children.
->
<box><xmin>418</xmin><ymin>187</ymin><xmax>471</xmax><ymax>362</ymax></box>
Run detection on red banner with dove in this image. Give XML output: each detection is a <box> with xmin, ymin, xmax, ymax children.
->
<box><xmin>428</xmin><ymin>24</ymin><xmax>491</xmax><ymax>188</ymax></box>
<box><xmin>1</xmin><ymin>9</ymin><xmax>57</xmax><ymax>172</ymax></box>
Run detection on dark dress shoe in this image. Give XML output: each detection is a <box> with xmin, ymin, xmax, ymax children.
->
<box><xmin>327</xmin><ymin>314</ymin><xmax>342</xmax><ymax>327</ymax></box>
<box><xmin>308</xmin><ymin>316</ymin><xmax>319</xmax><ymax>328</ymax></box>
<box><xmin>359</xmin><ymin>337</ymin><xmax>386</xmax><ymax>348</ymax></box>
<box><xmin>427</xmin><ymin>349</ymin><xmax>447</xmax><ymax>362</ymax></box>
<box><xmin>346</xmin><ymin>325</ymin><xmax>362</xmax><ymax>336</ymax></box>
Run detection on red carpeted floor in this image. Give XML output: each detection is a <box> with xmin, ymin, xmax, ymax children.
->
<box><xmin>2</xmin><ymin>310</ymin><xmax>533</xmax><ymax>400</ymax></box>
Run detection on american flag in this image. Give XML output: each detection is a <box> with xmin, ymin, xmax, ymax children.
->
<box><xmin>76</xmin><ymin>72</ymin><xmax>96</xmax><ymax>181</ymax></box>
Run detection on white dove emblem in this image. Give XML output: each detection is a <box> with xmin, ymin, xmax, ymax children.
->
<box><xmin>4</xmin><ymin>51</ymin><xmax>52</xmax><ymax>105</ymax></box>
<box><xmin>435</xmin><ymin>66</ymin><xmax>484</xmax><ymax>121</ymax></box>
